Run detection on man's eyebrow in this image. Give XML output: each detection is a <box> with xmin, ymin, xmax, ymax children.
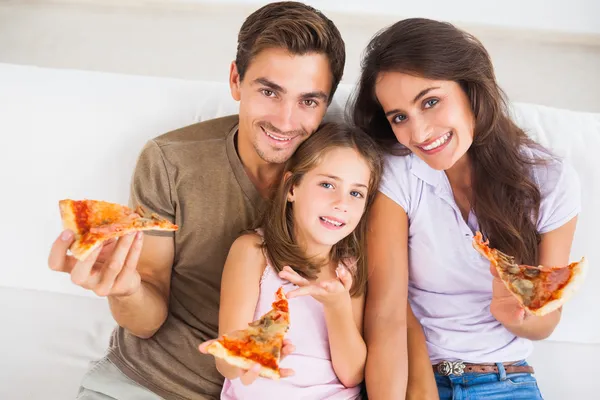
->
<box><xmin>253</xmin><ymin>77</ymin><xmax>329</xmax><ymax>102</ymax></box>
<box><xmin>301</xmin><ymin>91</ymin><xmax>329</xmax><ymax>102</ymax></box>
<box><xmin>253</xmin><ymin>77</ymin><xmax>285</xmax><ymax>93</ymax></box>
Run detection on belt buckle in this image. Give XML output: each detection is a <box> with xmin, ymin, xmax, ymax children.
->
<box><xmin>437</xmin><ymin>360</ymin><xmax>466</xmax><ymax>376</ymax></box>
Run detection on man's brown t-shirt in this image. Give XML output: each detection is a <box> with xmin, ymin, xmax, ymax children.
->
<box><xmin>107</xmin><ymin>115</ymin><xmax>265</xmax><ymax>399</ymax></box>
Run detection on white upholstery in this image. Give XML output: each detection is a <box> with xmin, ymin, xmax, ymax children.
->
<box><xmin>0</xmin><ymin>62</ymin><xmax>597</xmax><ymax>399</ymax></box>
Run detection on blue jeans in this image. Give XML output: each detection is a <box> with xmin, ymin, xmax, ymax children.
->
<box><xmin>435</xmin><ymin>361</ymin><xmax>543</xmax><ymax>399</ymax></box>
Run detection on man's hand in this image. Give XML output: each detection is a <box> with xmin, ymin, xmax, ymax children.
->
<box><xmin>489</xmin><ymin>264</ymin><xmax>526</xmax><ymax>328</ymax></box>
<box><xmin>48</xmin><ymin>229</ymin><xmax>144</xmax><ymax>297</ymax></box>
<box><xmin>278</xmin><ymin>265</ymin><xmax>352</xmax><ymax>310</ymax></box>
<box><xmin>198</xmin><ymin>339</ymin><xmax>295</xmax><ymax>385</ymax></box>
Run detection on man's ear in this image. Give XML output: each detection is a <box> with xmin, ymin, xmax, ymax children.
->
<box><xmin>284</xmin><ymin>172</ymin><xmax>295</xmax><ymax>202</ymax></box>
<box><xmin>229</xmin><ymin>61</ymin><xmax>241</xmax><ymax>101</ymax></box>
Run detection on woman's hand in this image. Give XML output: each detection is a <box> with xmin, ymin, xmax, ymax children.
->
<box><xmin>278</xmin><ymin>265</ymin><xmax>352</xmax><ymax>309</ymax></box>
<box><xmin>489</xmin><ymin>263</ymin><xmax>527</xmax><ymax>328</ymax></box>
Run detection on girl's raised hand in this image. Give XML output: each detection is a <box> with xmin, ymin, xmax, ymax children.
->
<box><xmin>278</xmin><ymin>265</ymin><xmax>352</xmax><ymax>309</ymax></box>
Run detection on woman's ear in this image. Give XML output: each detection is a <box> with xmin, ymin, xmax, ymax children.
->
<box><xmin>284</xmin><ymin>172</ymin><xmax>295</xmax><ymax>202</ymax></box>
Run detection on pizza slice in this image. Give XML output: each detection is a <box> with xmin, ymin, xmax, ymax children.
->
<box><xmin>473</xmin><ymin>231</ymin><xmax>587</xmax><ymax>316</ymax></box>
<box><xmin>206</xmin><ymin>287</ymin><xmax>290</xmax><ymax>380</ymax></box>
<box><xmin>59</xmin><ymin>199</ymin><xmax>178</xmax><ymax>261</ymax></box>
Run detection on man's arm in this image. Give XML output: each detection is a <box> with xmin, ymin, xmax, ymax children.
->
<box><xmin>363</xmin><ymin>192</ymin><xmax>409</xmax><ymax>399</ymax></box>
<box><xmin>49</xmin><ymin>231</ymin><xmax>174</xmax><ymax>339</ymax></box>
<box><xmin>107</xmin><ymin>234</ymin><xmax>174</xmax><ymax>338</ymax></box>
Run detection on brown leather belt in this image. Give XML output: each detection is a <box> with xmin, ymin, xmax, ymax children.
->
<box><xmin>433</xmin><ymin>360</ymin><xmax>534</xmax><ymax>376</ymax></box>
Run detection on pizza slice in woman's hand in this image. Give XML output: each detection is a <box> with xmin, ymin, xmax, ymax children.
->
<box><xmin>473</xmin><ymin>231</ymin><xmax>587</xmax><ymax>316</ymax></box>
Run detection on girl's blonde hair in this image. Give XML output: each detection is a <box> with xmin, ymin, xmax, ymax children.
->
<box><xmin>257</xmin><ymin>122</ymin><xmax>383</xmax><ymax>297</ymax></box>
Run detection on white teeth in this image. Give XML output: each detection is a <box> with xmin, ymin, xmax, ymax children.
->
<box><xmin>264</xmin><ymin>129</ymin><xmax>291</xmax><ymax>141</ymax></box>
<box><xmin>422</xmin><ymin>132</ymin><xmax>452</xmax><ymax>151</ymax></box>
<box><xmin>321</xmin><ymin>217</ymin><xmax>342</xmax><ymax>227</ymax></box>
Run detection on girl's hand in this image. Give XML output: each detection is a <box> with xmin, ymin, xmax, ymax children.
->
<box><xmin>278</xmin><ymin>265</ymin><xmax>352</xmax><ymax>309</ymax></box>
<box><xmin>198</xmin><ymin>339</ymin><xmax>295</xmax><ymax>385</ymax></box>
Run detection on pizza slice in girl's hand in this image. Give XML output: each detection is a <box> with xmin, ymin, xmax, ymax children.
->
<box><xmin>473</xmin><ymin>231</ymin><xmax>587</xmax><ymax>316</ymax></box>
<box><xmin>206</xmin><ymin>287</ymin><xmax>290</xmax><ymax>380</ymax></box>
<box><xmin>59</xmin><ymin>199</ymin><xmax>178</xmax><ymax>261</ymax></box>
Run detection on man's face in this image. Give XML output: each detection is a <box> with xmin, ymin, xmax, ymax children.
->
<box><xmin>230</xmin><ymin>47</ymin><xmax>333</xmax><ymax>165</ymax></box>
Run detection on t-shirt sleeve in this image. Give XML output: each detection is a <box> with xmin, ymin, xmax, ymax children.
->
<box><xmin>129</xmin><ymin>140</ymin><xmax>176</xmax><ymax>237</ymax></box>
<box><xmin>536</xmin><ymin>157</ymin><xmax>581</xmax><ymax>234</ymax></box>
<box><xmin>378</xmin><ymin>155</ymin><xmax>412</xmax><ymax>214</ymax></box>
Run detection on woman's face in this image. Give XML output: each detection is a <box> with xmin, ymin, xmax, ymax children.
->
<box><xmin>375</xmin><ymin>71</ymin><xmax>475</xmax><ymax>171</ymax></box>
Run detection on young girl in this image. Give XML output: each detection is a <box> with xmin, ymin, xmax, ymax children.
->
<box><xmin>352</xmin><ymin>18</ymin><xmax>581</xmax><ymax>399</ymax></box>
<box><xmin>200</xmin><ymin>122</ymin><xmax>383</xmax><ymax>399</ymax></box>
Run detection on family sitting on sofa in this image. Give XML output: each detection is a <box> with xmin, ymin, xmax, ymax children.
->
<box><xmin>47</xmin><ymin>2</ymin><xmax>580</xmax><ymax>399</ymax></box>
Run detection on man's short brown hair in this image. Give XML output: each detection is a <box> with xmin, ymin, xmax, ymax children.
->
<box><xmin>235</xmin><ymin>1</ymin><xmax>346</xmax><ymax>102</ymax></box>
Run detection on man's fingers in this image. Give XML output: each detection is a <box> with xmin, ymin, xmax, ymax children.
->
<box><xmin>240</xmin><ymin>364</ymin><xmax>261</xmax><ymax>386</ymax></box>
<box><xmin>48</xmin><ymin>230</ymin><xmax>77</xmax><ymax>273</ymax></box>
<box><xmin>111</xmin><ymin>232</ymin><xmax>144</xmax><ymax>294</ymax></box>
<box><xmin>69</xmin><ymin>245</ymin><xmax>102</xmax><ymax>286</ymax></box>
<box><xmin>95</xmin><ymin>233</ymin><xmax>137</xmax><ymax>296</ymax></box>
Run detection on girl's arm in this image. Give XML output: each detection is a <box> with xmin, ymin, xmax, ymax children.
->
<box><xmin>323</xmin><ymin>288</ymin><xmax>366</xmax><ymax>388</ymax></box>
<box><xmin>363</xmin><ymin>192</ymin><xmax>413</xmax><ymax>399</ymax></box>
<box><xmin>280</xmin><ymin>265</ymin><xmax>366</xmax><ymax>388</ymax></box>
<box><xmin>213</xmin><ymin>233</ymin><xmax>265</xmax><ymax>379</ymax></box>
<box><xmin>494</xmin><ymin>216</ymin><xmax>578</xmax><ymax>340</ymax></box>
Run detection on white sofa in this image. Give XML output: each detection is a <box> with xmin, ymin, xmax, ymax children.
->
<box><xmin>0</xmin><ymin>62</ymin><xmax>598</xmax><ymax>400</ymax></box>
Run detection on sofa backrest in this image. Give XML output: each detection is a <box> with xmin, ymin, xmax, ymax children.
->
<box><xmin>1</xmin><ymin>62</ymin><xmax>597</xmax><ymax>344</ymax></box>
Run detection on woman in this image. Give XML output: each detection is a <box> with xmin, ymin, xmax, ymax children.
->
<box><xmin>352</xmin><ymin>18</ymin><xmax>581</xmax><ymax>399</ymax></box>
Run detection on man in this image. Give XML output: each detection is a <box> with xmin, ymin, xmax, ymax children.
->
<box><xmin>47</xmin><ymin>2</ymin><xmax>345</xmax><ymax>399</ymax></box>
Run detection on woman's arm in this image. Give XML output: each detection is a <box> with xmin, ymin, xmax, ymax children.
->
<box><xmin>363</xmin><ymin>192</ymin><xmax>410</xmax><ymax>399</ymax></box>
<box><xmin>493</xmin><ymin>216</ymin><xmax>578</xmax><ymax>340</ymax></box>
<box><xmin>324</xmin><ymin>291</ymin><xmax>366</xmax><ymax>388</ymax></box>
<box><xmin>406</xmin><ymin>305</ymin><xmax>439</xmax><ymax>399</ymax></box>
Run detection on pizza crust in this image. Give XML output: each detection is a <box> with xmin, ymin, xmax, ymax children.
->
<box><xmin>526</xmin><ymin>257</ymin><xmax>588</xmax><ymax>316</ymax></box>
<box><xmin>59</xmin><ymin>200</ymin><xmax>81</xmax><ymax>234</ymax></box>
<box><xmin>58</xmin><ymin>199</ymin><xmax>178</xmax><ymax>261</ymax></box>
<box><xmin>206</xmin><ymin>341</ymin><xmax>280</xmax><ymax>380</ymax></box>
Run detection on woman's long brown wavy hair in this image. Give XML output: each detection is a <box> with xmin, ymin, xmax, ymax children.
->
<box><xmin>256</xmin><ymin>122</ymin><xmax>383</xmax><ymax>296</ymax></box>
<box><xmin>350</xmin><ymin>18</ymin><xmax>552</xmax><ymax>265</ymax></box>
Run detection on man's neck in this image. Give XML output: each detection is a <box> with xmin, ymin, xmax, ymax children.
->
<box><xmin>236</xmin><ymin>131</ymin><xmax>284</xmax><ymax>199</ymax></box>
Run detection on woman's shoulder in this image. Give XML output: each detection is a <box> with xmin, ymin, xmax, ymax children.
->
<box><xmin>522</xmin><ymin>145</ymin><xmax>578</xmax><ymax>192</ymax></box>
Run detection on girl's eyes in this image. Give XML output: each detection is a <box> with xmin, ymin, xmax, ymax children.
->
<box><xmin>320</xmin><ymin>183</ymin><xmax>365</xmax><ymax>199</ymax></box>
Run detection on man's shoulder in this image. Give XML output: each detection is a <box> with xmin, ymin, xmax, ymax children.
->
<box><xmin>152</xmin><ymin>114</ymin><xmax>239</xmax><ymax>148</ymax></box>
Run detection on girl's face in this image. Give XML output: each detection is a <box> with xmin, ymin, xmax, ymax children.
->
<box><xmin>375</xmin><ymin>71</ymin><xmax>475</xmax><ymax>171</ymax></box>
<box><xmin>288</xmin><ymin>147</ymin><xmax>371</xmax><ymax>255</ymax></box>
